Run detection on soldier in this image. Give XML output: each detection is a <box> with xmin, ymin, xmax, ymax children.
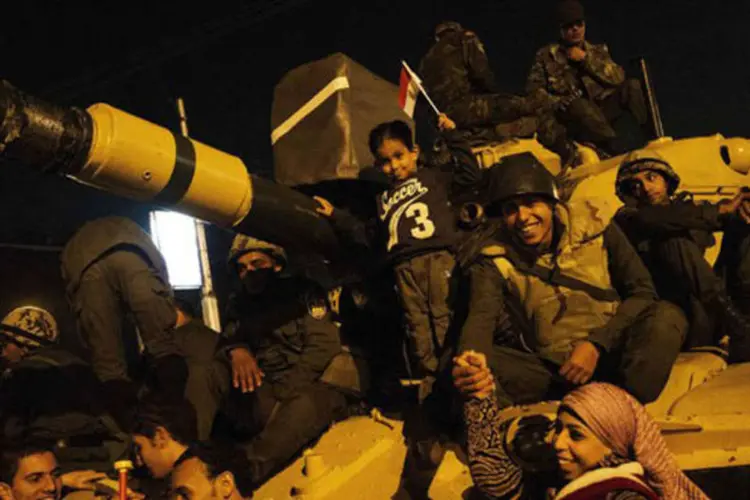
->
<box><xmin>419</xmin><ymin>22</ymin><xmax>578</xmax><ymax>166</ymax></box>
<box><xmin>526</xmin><ymin>0</ymin><xmax>648</xmax><ymax>156</ymax></box>
<box><xmin>457</xmin><ymin>153</ymin><xmax>686</xmax><ymax>408</ymax></box>
<box><xmin>219</xmin><ymin>235</ymin><xmax>348</xmax><ymax>485</ymax></box>
<box><xmin>0</xmin><ymin>306</ymin><xmax>127</xmax><ymax>474</ymax></box>
<box><xmin>61</xmin><ymin>216</ymin><xmax>187</xmax><ymax>430</ymax></box>
<box><xmin>614</xmin><ymin>150</ymin><xmax>750</xmax><ymax>363</ymax></box>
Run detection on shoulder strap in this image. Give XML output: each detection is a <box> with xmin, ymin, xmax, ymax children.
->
<box><xmin>500</xmin><ymin>245</ymin><xmax>620</xmax><ymax>303</ymax></box>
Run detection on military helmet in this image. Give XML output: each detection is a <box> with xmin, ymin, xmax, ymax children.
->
<box><xmin>434</xmin><ymin>21</ymin><xmax>463</xmax><ymax>38</ymax></box>
<box><xmin>228</xmin><ymin>234</ymin><xmax>287</xmax><ymax>269</ymax></box>
<box><xmin>0</xmin><ymin>306</ymin><xmax>59</xmax><ymax>348</ymax></box>
<box><xmin>486</xmin><ymin>152</ymin><xmax>560</xmax><ymax>210</ymax></box>
<box><xmin>615</xmin><ymin>149</ymin><xmax>681</xmax><ymax>202</ymax></box>
<box><xmin>557</xmin><ymin>0</ymin><xmax>585</xmax><ymax>26</ymax></box>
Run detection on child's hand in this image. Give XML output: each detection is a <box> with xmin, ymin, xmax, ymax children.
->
<box><xmin>313</xmin><ymin>196</ymin><xmax>334</xmax><ymax>217</ymax></box>
<box><xmin>438</xmin><ymin>113</ymin><xmax>457</xmax><ymax>131</ymax></box>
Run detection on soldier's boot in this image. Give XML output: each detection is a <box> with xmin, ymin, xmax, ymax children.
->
<box><xmin>711</xmin><ymin>293</ymin><xmax>750</xmax><ymax>363</ymax></box>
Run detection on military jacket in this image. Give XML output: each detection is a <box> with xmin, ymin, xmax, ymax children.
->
<box><xmin>526</xmin><ymin>41</ymin><xmax>625</xmax><ymax>103</ymax></box>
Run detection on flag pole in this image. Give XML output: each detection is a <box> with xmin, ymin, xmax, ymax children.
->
<box><xmin>401</xmin><ymin>61</ymin><xmax>441</xmax><ymax>116</ymax></box>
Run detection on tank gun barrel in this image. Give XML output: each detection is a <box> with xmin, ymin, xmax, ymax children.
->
<box><xmin>0</xmin><ymin>80</ymin><xmax>339</xmax><ymax>257</ymax></box>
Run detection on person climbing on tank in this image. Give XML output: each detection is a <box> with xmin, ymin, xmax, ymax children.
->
<box><xmin>218</xmin><ymin>235</ymin><xmax>348</xmax><ymax>485</ymax></box>
<box><xmin>0</xmin><ymin>305</ymin><xmax>128</xmax><ymax>475</ymax></box>
<box><xmin>61</xmin><ymin>216</ymin><xmax>188</xmax><ymax>431</ymax></box>
<box><xmin>614</xmin><ymin>150</ymin><xmax>750</xmax><ymax>363</ymax></box>
<box><xmin>526</xmin><ymin>0</ymin><xmax>648</xmax><ymax>158</ymax></box>
<box><xmin>418</xmin><ymin>21</ymin><xmax>579</xmax><ymax>168</ymax></box>
<box><xmin>452</xmin><ymin>351</ymin><xmax>708</xmax><ymax>499</ymax></box>
<box><xmin>456</xmin><ymin>152</ymin><xmax>686</xmax><ymax>409</ymax></box>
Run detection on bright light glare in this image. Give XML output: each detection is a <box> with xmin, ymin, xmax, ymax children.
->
<box><xmin>149</xmin><ymin>210</ymin><xmax>203</xmax><ymax>290</ymax></box>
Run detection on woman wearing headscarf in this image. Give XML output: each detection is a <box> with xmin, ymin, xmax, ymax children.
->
<box><xmin>453</xmin><ymin>351</ymin><xmax>708</xmax><ymax>499</ymax></box>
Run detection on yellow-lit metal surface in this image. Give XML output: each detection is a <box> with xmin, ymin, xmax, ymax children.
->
<box><xmin>646</xmin><ymin>352</ymin><xmax>727</xmax><ymax>418</ymax></box>
<box><xmin>81</xmin><ymin>104</ymin><xmax>253</xmax><ymax>227</ymax></box>
<box><xmin>255</xmin><ymin>416</ymin><xmax>407</xmax><ymax>499</ymax></box>
<box><xmin>669</xmin><ymin>363</ymin><xmax>750</xmax><ymax>417</ymax></box>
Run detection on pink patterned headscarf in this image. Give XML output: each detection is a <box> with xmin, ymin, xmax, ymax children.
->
<box><xmin>561</xmin><ymin>383</ymin><xmax>708</xmax><ymax>500</ymax></box>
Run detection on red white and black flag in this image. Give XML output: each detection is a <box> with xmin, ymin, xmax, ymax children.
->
<box><xmin>398</xmin><ymin>61</ymin><xmax>440</xmax><ymax>118</ymax></box>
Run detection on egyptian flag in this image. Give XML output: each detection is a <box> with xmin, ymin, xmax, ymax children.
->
<box><xmin>398</xmin><ymin>61</ymin><xmax>421</xmax><ymax>118</ymax></box>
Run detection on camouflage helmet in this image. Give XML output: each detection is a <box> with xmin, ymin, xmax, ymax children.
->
<box><xmin>0</xmin><ymin>306</ymin><xmax>59</xmax><ymax>348</ymax></box>
<box><xmin>228</xmin><ymin>234</ymin><xmax>287</xmax><ymax>269</ymax></box>
<box><xmin>435</xmin><ymin>21</ymin><xmax>463</xmax><ymax>38</ymax></box>
<box><xmin>615</xmin><ymin>150</ymin><xmax>681</xmax><ymax>202</ymax></box>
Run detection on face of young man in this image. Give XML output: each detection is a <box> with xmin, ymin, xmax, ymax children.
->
<box><xmin>1</xmin><ymin>452</ymin><xmax>61</xmax><ymax>500</ymax></box>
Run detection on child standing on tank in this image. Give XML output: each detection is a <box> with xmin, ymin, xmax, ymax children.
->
<box><xmin>316</xmin><ymin>114</ymin><xmax>482</xmax><ymax>388</ymax></box>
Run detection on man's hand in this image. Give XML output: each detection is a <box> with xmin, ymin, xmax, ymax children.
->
<box><xmin>453</xmin><ymin>350</ymin><xmax>495</xmax><ymax>399</ymax></box>
<box><xmin>313</xmin><ymin>196</ymin><xmax>335</xmax><ymax>217</ymax></box>
<box><xmin>718</xmin><ymin>191</ymin><xmax>750</xmax><ymax>224</ymax></box>
<box><xmin>559</xmin><ymin>341</ymin><xmax>600</xmax><ymax>385</ymax></box>
<box><xmin>567</xmin><ymin>46</ymin><xmax>586</xmax><ymax>62</ymax></box>
<box><xmin>438</xmin><ymin>113</ymin><xmax>457</xmax><ymax>131</ymax></box>
<box><xmin>229</xmin><ymin>347</ymin><xmax>264</xmax><ymax>393</ymax></box>
<box><xmin>60</xmin><ymin>470</ymin><xmax>107</xmax><ymax>491</ymax></box>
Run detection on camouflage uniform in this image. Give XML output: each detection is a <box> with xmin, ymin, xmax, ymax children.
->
<box><xmin>614</xmin><ymin>151</ymin><xmax>750</xmax><ymax>362</ymax></box>
<box><xmin>527</xmin><ymin>41</ymin><xmax>647</xmax><ymax>154</ymax></box>
<box><xmin>419</xmin><ymin>23</ymin><xmax>549</xmax><ymax>141</ymax></box>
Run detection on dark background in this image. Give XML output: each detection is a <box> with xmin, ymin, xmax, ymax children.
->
<box><xmin>1</xmin><ymin>0</ymin><xmax>749</xmax><ymax>322</ymax></box>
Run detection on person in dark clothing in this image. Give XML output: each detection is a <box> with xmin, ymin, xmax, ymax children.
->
<box><xmin>61</xmin><ymin>216</ymin><xmax>187</xmax><ymax>430</ymax></box>
<box><xmin>526</xmin><ymin>0</ymin><xmax>648</xmax><ymax>157</ymax></box>
<box><xmin>613</xmin><ymin>150</ymin><xmax>750</xmax><ymax>363</ymax></box>
<box><xmin>419</xmin><ymin>22</ymin><xmax>578</xmax><ymax>166</ymax></box>
<box><xmin>457</xmin><ymin>152</ymin><xmax>686</xmax><ymax>408</ymax></box>
<box><xmin>131</xmin><ymin>395</ymin><xmax>196</xmax><ymax>480</ymax></box>
<box><xmin>218</xmin><ymin>235</ymin><xmax>347</xmax><ymax>485</ymax></box>
<box><xmin>0</xmin><ymin>306</ymin><xmax>127</xmax><ymax>474</ymax></box>
<box><xmin>319</xmin><ymin>116</ymin><xmax>481</xmax><ymax>388</ymax></box>
<box><xmin>170</xmin><ymin>301</ymin><xmax>228</xmax><ymax>441</ymax></box>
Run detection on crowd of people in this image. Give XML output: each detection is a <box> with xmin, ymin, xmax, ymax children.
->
<box><xmin>1</xmin><ymin>1</ymin><xmax>748</xmax><ymax>498</ymax></box>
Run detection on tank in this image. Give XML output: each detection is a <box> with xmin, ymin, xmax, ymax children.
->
<box><xmin>1</xmin><ymin>53</ymin><xmax>749</xmax><ymax>498</ymax></box>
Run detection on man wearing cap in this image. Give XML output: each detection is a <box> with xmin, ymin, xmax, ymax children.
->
<box><xmin>455</xmin><ymin>153</ymin><xmax>686</xmax><ymax>408</ymax></box>
<box><xmin>61</xmin><ymin>216</ymin><xmax>187</xmax><ymax>430</ymax></box>
<box><xmin>0</xmin><ymin>306</ymin><xmax>127</xmax><ymax>474</ymax></box>
<box><xmin>614</xmin><ymin>151</ymin><xmax>750</xmax><ymax>363</ymax></box>
<box><xmin>219</xmin><ymin>235</ymin><xmax>347</xmax><ymax>485</ymax></box>
<box><xmin>419</xmin><ymin>22</ymin><xmax>579</xmax><ymax>166</ymax></box>
<box><xmin>526</xmin><ymin>0</ymin><xmax>648</xmax><ymax>156</ymax></box>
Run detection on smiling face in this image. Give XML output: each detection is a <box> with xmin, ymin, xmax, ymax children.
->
<box><xmin>5</xmin><ymin>452</ymin><xmax>61</xmax><ymax>500</ymax></box>
<box><xmin>554</xmin><ymin>410</ymin><xmax>613</xmax><ymax>481</ymax></box>
<box><xmin>376</xmin><ymin>138</ymin><xmax>420</xmax><ymax>183</ymax></box>
<box><xmin>500</xmin><ymin>195</ymin><xmax>556</xmax><ymax>249</ymax></box>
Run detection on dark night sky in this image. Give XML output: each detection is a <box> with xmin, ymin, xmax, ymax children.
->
<box><xmin>1</xmin><ymin>0</ymin><xmax>749</xmax><ymax>301</ymax></box>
